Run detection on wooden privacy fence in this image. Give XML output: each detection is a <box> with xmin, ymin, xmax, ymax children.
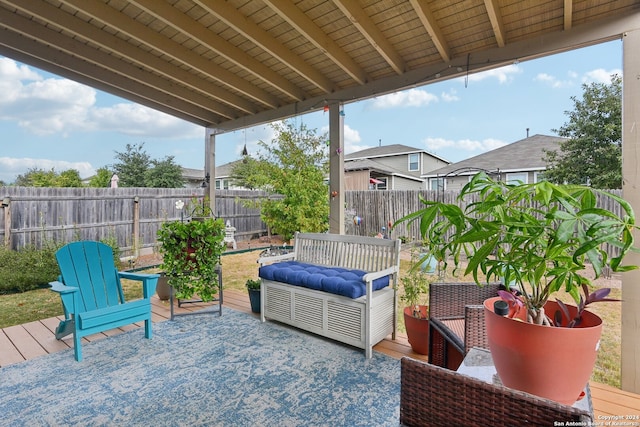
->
<box><xmin>0</xmin><ymin>187</ymin><xmax>271</xmax><ymax>254</ymax></box>
<box><xmin>1</xmin><ymin>187</ymin><xmax>625</xmax><ymax>258</ymax></box>
<box><xmin>344</xmin><ymin>189</ymin><xmax>626</xmax><ymax>259</ymax></box>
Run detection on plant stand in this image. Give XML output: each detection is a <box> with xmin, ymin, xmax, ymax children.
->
<box><xmin>169</xmin><ymin>265</ymin><xmax>223</xmax><ymax>320</ymax></box>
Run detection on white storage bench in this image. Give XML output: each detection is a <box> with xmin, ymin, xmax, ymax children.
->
<box><xmin>258</xmin><ymin>232</ymin><xmax>401</xmax><ymax>358</ymax></box>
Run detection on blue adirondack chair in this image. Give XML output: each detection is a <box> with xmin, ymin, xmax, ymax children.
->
<box><xmin>49</xmin><ymin>241</ymin><xmax>159</xmax><ymax>361</ymax></box>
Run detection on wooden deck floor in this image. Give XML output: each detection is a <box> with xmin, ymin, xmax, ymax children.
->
<box><xmin>1</xmin><ymin>288</ymin><xmax>639</xmax><ymax>419</ymax></box>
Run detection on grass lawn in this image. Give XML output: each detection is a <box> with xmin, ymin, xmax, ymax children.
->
<box><xmin>0</xmin><ymin>248</ymin><xmax>623</xmax><ymax>388</ymax></box>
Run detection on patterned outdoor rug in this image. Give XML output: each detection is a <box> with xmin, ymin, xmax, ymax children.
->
<box><xmin>0</xmin><ymin>308</ymin><xmax>401</xmax><ymax>426</ymax></box>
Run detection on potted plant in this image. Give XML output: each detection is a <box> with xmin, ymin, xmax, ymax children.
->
<box><xmin>157</xmin><ymin>199</ymin><xmax>225</xmax><ymax>302</ymax></box>
<box><xmin>245</xmin><ymin>278</ymin><xmax>261</xmax><ymax>313</ymax></box>
<box><xmin>395</xmin><ymin>172</ymin><xmax>637</xmax><ymax>404</ymax></box>
<box><xmin>400</xmin><ymin>251</ymin><xmax>431</xmax><ymax>355</ymax></box>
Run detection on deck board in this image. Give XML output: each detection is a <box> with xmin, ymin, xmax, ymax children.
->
<box><xmin>1</xmin><ymin>288</ymin><xmax>639</xmax><ymax>419</ymax></box>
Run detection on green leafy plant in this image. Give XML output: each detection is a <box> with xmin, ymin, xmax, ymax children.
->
<box><xmin>245</xmin><ymin>279</ymin><xmax>261</xmax><ymax>290</ymax></box>
<box><xmin>157</xmin><ymin>216</ymin><xmax>225</xmax><ymax>302</ymax></box>
<box><xmin>395</xmin><ymin>172</ymin><xmax>637</xmax><ymax>326</ymax></box>
<box><xmin>399</xmin><ymin>251</ymin><xmax>430</xmax><ymax>318</ymax></box>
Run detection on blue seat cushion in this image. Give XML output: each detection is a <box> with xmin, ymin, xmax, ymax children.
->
<box><xmin>258</xmin><ymin>261</ymin><xmax>390</xmax><ymax>299</ymax></box>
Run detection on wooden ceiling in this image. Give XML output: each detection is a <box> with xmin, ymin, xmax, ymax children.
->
<box><xmin>0</xmin><ymin>0</ymin><xmax>639</xmax><ymax>133</ymax></box>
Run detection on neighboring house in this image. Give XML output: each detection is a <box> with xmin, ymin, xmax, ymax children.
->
<box><xmin>182</xmin><ymin>161</ymin><xmax>248</xmax><ymax>190</ymax></box>
<box><xmin>422</xmin><ymin>134</ymin><xmax>564</xmax><ymax>192</ymax></box>
<box><xmin>181</xmin><ymin>167</ymin><xmax>205</xmax><ymax>188</ymax></box>
<box><xmin>344</xmin><ymin>144</ymin><xmax>450</xmax><ymax>190</ymax></box>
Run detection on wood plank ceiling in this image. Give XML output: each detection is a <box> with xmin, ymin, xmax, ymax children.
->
<box><xmin>0</xmin><ymin>0</ymin><xmax>638</xmax><ymax>134</ymax></box>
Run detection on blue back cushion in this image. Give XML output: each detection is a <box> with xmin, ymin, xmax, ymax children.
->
<box><xmin>259</xmin><ymin>261</ymin><xmax>390</xmax><ymax>299</ymax></box>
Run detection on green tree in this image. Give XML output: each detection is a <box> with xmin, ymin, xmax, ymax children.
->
<box><xmin>113</xmin><ymin>142</ymin><xmax>151</xmax><ymax>187</ymax></box>
<box><xmin>14</xmin><ymin>168</ymin><xmax>84</xmax><ymax>187</ymax></box>
<box><xmin>544</xmin><ymin>74</ymin><xmax>622</xmax><ymax>189</ymax></box>
<box><xmin>144</xmin><ymin>156</ymin><xmax>185</xmax><ymax>188</ymax></box>
<box><xmin>231</xmin><ymin>120</ymin><xmax>329</xmax><ymax>240</ymax></box>
<box><xmin>88</xmin><ymin>167</ymin><xmax>114</xmax><ymax>187</ymax></box>
<box><xmin>57</xmin><ymin>169</ymin><xmax>83</xmax><ymax>187</ymax></box>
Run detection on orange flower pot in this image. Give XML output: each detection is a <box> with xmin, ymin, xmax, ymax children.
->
<box><xmin>404</xmin><ymin>305</ymin><xmax>430</xmax><ymax>355</ymax></box>
<box><xmin>484</xmin><ymin>296</ymin><xmax>603</xmax><ymax>405</ymax></box>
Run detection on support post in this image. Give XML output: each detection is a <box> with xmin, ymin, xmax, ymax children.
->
<box><xmin>2</xmin><ymin>196</ymin><xmax>10</xmax><ymax>248</ymax></box>
<box><xmin>132</xmin><ymin>195</ymin><xmax>140</xmax><ymax>257</ymax></box>
<box><xmin>622</xmin><ymin>28</ymin><xmax>640</xmax><ymax>394</ymax></box>
<box><xmin>328</xmin><ymin>102</ymin><xmax>345</xmax><ymax>235</ymax></box>
<box><xmin>205</xmin><ymin>129</ymin><xmax>216</xmax><ymax>215</ymax></box>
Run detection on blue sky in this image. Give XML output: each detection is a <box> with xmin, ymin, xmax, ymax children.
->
<box><xmin>0</xmin><ymin>40</ymin><xmax>622</xmax><ymax>184</ymax></box>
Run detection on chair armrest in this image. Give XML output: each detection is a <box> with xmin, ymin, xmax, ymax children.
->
<box><xmin>362</xmin><ymin>266</ymin><xmax>398</xmax><ymax>282</ymax></box>
<box><xmin>257</xmin><ymin>252</ymin><xmax>295</xmax><ymax>266</ymax></box>
<box><xmin>118</xmin><ymin>272</ymin><xmax>160</xmax><ymax>299</ymax></box>
<box><xmin>49</xmin><ymin>280</ymin><xmax>78</xmax><ymax>294</ymax></box>
<box><xmin>464</xmin><ymin>305</ymin><xmax>488</xmax><ymax>352</ymax></box>
<box><xmin>118</xmin><ymin>272</ymin><xmax>160</xmax><ymax>281</ymax></box>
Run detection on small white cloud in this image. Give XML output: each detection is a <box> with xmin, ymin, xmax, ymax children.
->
<box><xmin>370</xmin><ymin>88</ymin><xmax>438</xmax><ymax>109</ymax></box>
<box><xmin>319</xmin><ymin>124</ymin><xmax>363</xmax><ymax>154</ymax></box>
<box><xmin>423</xmin><ymin>137</ymin><xmax>507</xmax><ymax>153</ymax></box>
<box><xmin>583</xmin><ymin>68</ymin><xmax>622</xmax><ymax>84</ymax></box>
<box><xmin>0</xmin><ymin>157</ymin><xmax>95</xmax><ymax>181</ymax></box>
<box><xmin>465</xmin><ymin>64</ymin><xmax>522</xmax><ymax>84</ymax></box>
<box><xmin>534</xmin><ymin>72</ymin><xmax>571</xmax><ymax>88</ymax></box>
<box><xmin>440</xmin><ymin>89</ymin><xmax>459</xmax><ymax>102</ymax></box>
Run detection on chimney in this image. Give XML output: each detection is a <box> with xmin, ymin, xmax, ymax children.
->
<box><xmin>526</xmin><ymin>128</ymin><xmax>530</xmax><ymax>138</ymax></box>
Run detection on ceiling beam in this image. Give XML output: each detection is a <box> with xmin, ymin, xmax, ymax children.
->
<box><xmin>194</xmin><ymin>0</ymin><xmax>334</xmax><ymax>94</ymax></box>
<box><xmin>129</xmin><ymin>0</ymin><xmax>305</xmax><ymax>102</ymax></box>
<box><xmin>6</xmin><ymin>0</ymin><xmax>249</xmax><ymax>117</ymax></box>
<box><xmin>0</xmin><ymin>28</ymin><xmax>217</xmax><ymax>126</ymax></box>
<box><xmin>60</xmin><ymin>0</ymin><xmax>280</xmax><ymax>109</ymax></box>
<box><xmin>409</xmin><ymin>0</ymin><xmax>451</xmax><ymax>62</ymax></box>
<box><xmin>565</xmin><ymin>0</ymin><xmax>573</xmax><ymax>31</ymax></box>
<box><xmin>333</xmin><ymin>0</ymin><xmax>405</xmax><ymax>75</ymax></box>
<box><xmin>263</xmin><ymin>0</ymin><xmax>367</xmax><ymax>85</ymax></box>
<box><xmin>484</xmin><ymin>0</ymin><xmax>506</xmax><ymax>47</ymax></box>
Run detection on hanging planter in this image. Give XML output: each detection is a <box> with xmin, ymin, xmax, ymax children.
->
<box><xmin>157</xmin><ymin>215</ymin><xmax>225</xmax><ymax>302</ymax></box>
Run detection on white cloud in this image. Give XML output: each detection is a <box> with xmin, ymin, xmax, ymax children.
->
<box><xmin>440</xmin><ymin>89</ymin><xmax>459</xmax><ymax>102</ymax></box>
<box><xmin>534</xmin><ymin>72</ymin><xmax>571</xmax><ymax>88</ymax></box>
<box><xmin>535</xmin><ymin>68</ymin><xmax>621</xmax><ymax>89</ymax></box>
<box><xmin>583</xmin><ymin>68</ymin><xmax>622</xmax><ymax>84</ymax></box>
<box><xmin>465</xmin><ymin>64</ymin><xmax>522</xmax><ymax>84</ymax></box>
<box><xmin>0</xmin><ymin>57</ymin><xmax>200</xmax><ymax>139</ymax></box>
<box><xmin>319</xmin><ymin>124</ymin><xmax>365</xmax><ymax>154</ymax></box>
<box><xmin>0</xmin><ymin>157</ymin><xmax>95</xmax><ymax>182</ymax></box>
<box><xmin>423</xmin><ymin>137</ymin><xmax>507</xmax><ymax>153</ymax></box>
<box><xmin>370</xmin><ymin>88</ymin><xmax>438</xmax><ymax>109</ymax></box>
<box><xmin>89</xmin><ymin>103</ymin><xmax>202</xmax><ymax>139</ymax></box>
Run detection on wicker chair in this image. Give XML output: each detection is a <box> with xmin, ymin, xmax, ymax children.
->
<box><xmin>400</xmin><ymin>357</ymin><xmax>593</xmax><ymax>426</ymax></box>
<box><xmin>428</xmin><ymin>282</ymin><xmax>500</xmax><ymax>368</ymax></box>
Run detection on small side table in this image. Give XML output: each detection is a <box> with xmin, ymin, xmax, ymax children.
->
<box><xmin>457</xmin><ymin>347</ymin><xmax>593</xmax><ymax>415</ymax></box>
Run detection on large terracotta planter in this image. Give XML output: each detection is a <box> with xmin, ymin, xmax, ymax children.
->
<box><xmin>484</xmin><ymin>296</ymin><xmax>603</xmax><ymax>405</ymax></box>
<box><xmin>403</xmin><ymin>306</ymin><xmax>429</xmax><ymax>355</ymax></box>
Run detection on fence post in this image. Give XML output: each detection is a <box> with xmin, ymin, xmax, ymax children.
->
<box><xmin>133</xmin><ymin>196</ymin><xmax>140</xmax><ymax>257</ymax></box>
<box><xmin>2</xmin><ymin>196</ymin><xmax>10</xmax><ymax>248</ymax></box>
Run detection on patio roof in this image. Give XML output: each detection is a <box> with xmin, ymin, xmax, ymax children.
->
<box><xmin>0</xmin><ymin>1</ymin><xmax>638</xmax><ymax>133</ymax></box>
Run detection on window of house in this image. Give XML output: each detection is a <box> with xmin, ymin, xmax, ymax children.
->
<box><xmin>408</xmin><ymin>153</ymin><xmax>419</xmax><ymax>171</ymax></box>
<box><xmin>429</xmin><ymin>178</ymin><xmax>444</xmax><ymax>191</ymax></box>
<box><xmin>534</xmin><ymin>171</ymin><xmax>547</xmax><ymax>183</ymax></box>
<box><xmin>375</xmin><ymin>177</ymin><xmax>387</xmax><ymax>190</ymax></box>
<box><xmin>215</xmin><ymin>179</ymin><xmax>230</xmax><ymax>190</ymax></box>
<box><xmin>506</xmin><ymin>173</ymin><xmax>528</xmax><ymax>185</ymax></box>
